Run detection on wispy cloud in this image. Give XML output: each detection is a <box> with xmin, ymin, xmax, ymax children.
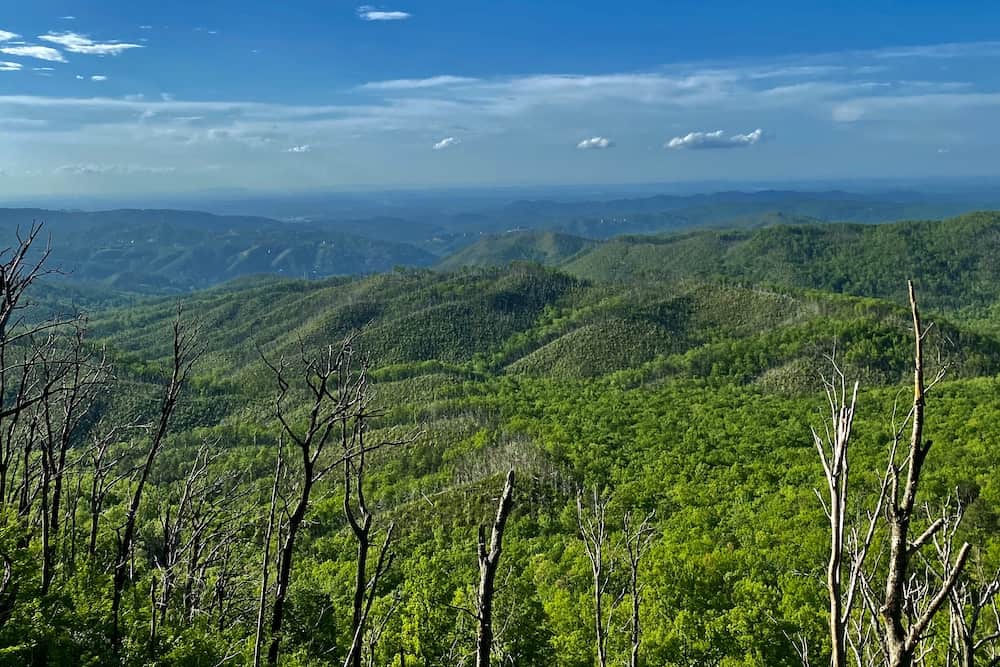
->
<box><xmin>0</xmin><ymin>45</ymin><xmax>66</xmax><ymax>62</ymax></box>
<box><xmin>832</xmin><ymin>92</ymin><xmax>1000</xmax><ymax>122</ymax></box>
<box><xmin>432</xmin><ymin>137</ymin><xmax>460</xmax><ymax>150</ymax></box>
<box><xmin>0</xmin><ymin>29</ymin><xmax>19</xmax><ymax>41</ymax></box>
<box><xmin>285</xmin><ymin>144</ymin><xmax>311</xmax><ymax>153</ymax></box>
<box><xmin>577</xmin><ymin>136</ymin><xmax>614</xmax><ymax>149</ymax></box>
<box><xmin>0</xmin><ymin>61</ymin><xmax>21</xmax><ymax>72</ymax></box>
<box><xmin>91</xmin><ymin>75</ymin><xmax>108</xmax><ymax>82</ymax></box>
<box><xmin>56</xmin><ymin>163</ymin><xmax>176</xmax><ymax>175</ymax></box>
<box><xmin>872</xmin><ymin>41</ymin><xmax>1000</xmax><ymax>60</ymax></box>
<box><xmin>39</xmin><ymin>32</ymin><xmax>143</xmax><ymax>55</ymax></box>
<box><xmin>666</xmin><ymin>128</ymin><xmax>765</xmax><ymax>149</ymax></box>
<box><xmin>59</xmin><ymin>16</ymin><xmax>76</xmax><ymax>21</ymax></box>
<box><xmin>357</xmin><ymin>6</ymin><xmax>412</xmax><ymax>21</ymax></box>
<box><xmin>361</xmin><ymin>75</ymin><xmax>479</xmax><ymax>91</ymax></box>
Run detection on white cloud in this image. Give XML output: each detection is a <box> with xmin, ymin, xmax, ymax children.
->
<box><xmin>666</xmin><ymin>128</ymin><xmax>765</xmax><ymax>149</ymax></box>
<box><xmin>577</xmin><ymin>136</ymin><xmax>613</xmax><ymax>149</ymax></box>
<box><xmin>91</xmin><ymin>75</ymin><xmax>108</xmax><ymax>82</ymax></box>
<box><xmin>59</xmin><ymin>16</ymin><xmax>76</xmax><ymax>20</ymax></box>
<box><xmin>33</xmin><ymin>67</ymin><xmax>54</xmax><ymax>71</ymax></box>
<box><xmin>285</xmin><ymin>144</ymin><xmax>311</xmax><ymax>153</ymax></box>
<box><xmin>75</xmin><ymin>75</ymin><xmax>84</xmax><ymax>80</ymax></box>
<box><xmin>0</xmin><ymin>61</ymin><xmax>21</xmax><ymax>72</ymax></box>
<box><xmin>139</xmin><ymin>25</ymin><xmax>153</xmax><ymax>30</ymax></box>
<box><xmin>0</xmin><ymin>45</ymin><xmax>66</xmax><ymax>62</ymax></box>
<box><xmin>39</xmin><ymin>32</ymin><xmax>143</xmax><ymax>55</ymax></box>
<box><xmin>357</xmin><ymin>6</ymin><xmax>412</xmax><ymax>21</ymax></box>
<box><xmin>0</xmin><ymin>30</ymin><xmax>19</xmax><ymax>41</ymax></box>
<box><xmin>360</xmin><ymin>75</ymin><xmax>479</xmax><ymax>91</ymax></box>
<box><xmin>432</xmin><ymin>136</ymin><xmax>460</xmax><ymax>150</ymax></box>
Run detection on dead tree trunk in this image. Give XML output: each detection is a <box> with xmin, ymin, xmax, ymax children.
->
<box><xmin>254</xmin><ymin>443</ymin><xmax>283</xmax><ymax>667</ymax></box>
<box><xmin>878</xmin><ymin>282</ymin><xmax>971</xmax><ymax>667</ymax></box>
<box><xmin>343</xmin><ymin>410</ymin><xmax>398</xmax><ymax>667</ymax></box>
<box><xmin>111</xmin><ymin>311</ymin><xmax>199</xmax><ymax>653</ymax></box>
<box><xmin>475</xmin><ymin>469</ymin><xmax>515</xmax><ymax>667</ymax></box>
<box><xmin>622</xmin><ymin>510</ymin><xmax>655</xmax><ymax>667</ymax></box>
<box><xmin>813</xmin><ymin>371</ymin><xmax>867</xmax><ymax>667</ymax></box>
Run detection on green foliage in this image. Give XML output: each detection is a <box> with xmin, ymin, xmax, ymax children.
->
<box><xmin>7</xmin><ymin>211</ymin><xmax>1000</xmax><ymax>665</ymax></box>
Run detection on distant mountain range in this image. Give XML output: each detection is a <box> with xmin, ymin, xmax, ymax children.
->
<box><xmin>0</xmin><ymin>208</ymin><xmax>437</xmax><ymax>292</ymax></box>
<box><xmin>4</xmin><ymin>188</ymin><xmax>998</xmax><ymax>294</ymax></box>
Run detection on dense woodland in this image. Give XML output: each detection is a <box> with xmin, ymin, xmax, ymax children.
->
<box><xmin>1</xmin><ymin>211</ymin><xmax>1000</xmax><ymax>666</ymax></box>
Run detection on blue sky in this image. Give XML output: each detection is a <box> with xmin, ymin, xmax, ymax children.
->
<box><xmin>3</xmin><ymin>1</ymin><xmax>1000</xmax><ymax>196</ymax></box>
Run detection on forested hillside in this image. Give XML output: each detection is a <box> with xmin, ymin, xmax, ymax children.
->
<box><xmin>443</xmin><ymin>212</ymin><xmax>1000</xmax><ymax>333</ymax></box>
<box><xmin>3</xmin><ymin>213</ymin><xmax>1000</xmax><ymax>666</ymax></box>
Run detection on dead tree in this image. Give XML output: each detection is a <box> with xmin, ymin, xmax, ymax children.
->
<box><xmin>812</xmin><ymin>367</ymin><xmax>871</xmax><ymax>667</ymax></box>
<box><xmin>342</xmin><ymin>379</ymin><xmax>400</xmax><ymax>667</ymax></box>
<box><xmin>85</xmin><ymin>425</ymin><xmax>137</xmax><ymax>559</ymax></box>
<box><xmin>813</xmin><ymin>282</ymin><xmax>974</xmax><ymax>667</ymax></box>
<box><xmin>262</xmin><ymin>336</ymin><xmax>373</xmax><ymax>666</ymax></box>
<box><xmin>622</xmin><ymin>510</ymin><xmax>655</xmax><ymax>667</ymax></box>
<box><xmin>0</xmin><ymin>225</ymin><xmax>55</xmax><ymax>506</ymax></box>
<box><xmin>876</xmin><ymin>283</ymin><xmax>971</xmax><ymax>667</ymax></box>
<box><xmin>948</xmin><ymin>572</ymin><xmax>1000</xmax><ymax>667</ymax></box>
<box><xmin>37</xmin><ymin>325</ymin><xmax>110</xmax><ymax>595</ymax></box>
<box><xmin>922</xmin><ymin>499</ymin><xmax>1000</xmax><ymax>667</ymax></box>
<box><xmin>151</xmin><ymin>443</ymin><xmax>214</xmax><ymax>640</ymax></box>
<box><xmin>577</xmin><ymin>488</ymin><xmax>624</xmax><ymax>667</ymax></box>
<box><xmin>254</xmin><ymin>442</ymin><xmax>283</xmax><ymax>667</ymax></box>
<box><xmin>111</xmin><ymin>310</ymin><xmax>200</xmax><ymax>653</ymax></box>
<box><xmin>475</xmin><ymin>469</ymin><xmax>515</xmax><ymax>667</ymax></box>
<box><xmin>0</xmin><ymin>224</ymin><xmax>102</xmax><ymax>627</ymax></box>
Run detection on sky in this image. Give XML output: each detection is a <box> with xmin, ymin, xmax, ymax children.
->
<box><xmin>3</xmin><ymin>1</ymin><xmax>1000</xmax><ymax>197</ymax></box>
